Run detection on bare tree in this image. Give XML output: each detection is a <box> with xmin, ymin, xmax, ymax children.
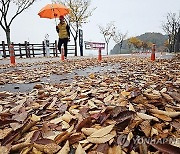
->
<box><xmin>56</xmin><ymin>0</ymin><xmax>95</xmax><ymax>56</ymax></box>
<box><xmin>99</xmin><ymin>22</ymin><xmax>115</xmax><ymax>55</ymax></box>
<box><xmin>162</xmin><ymin>12</ymin><xmax>180</xmax><ymax>52</ymax></box>
<box><xmin>113</xmin><ymin>29</ymin><xmax>127</xmax><ymax>54</ymax></box>
<box><xmin>0</xmin><ymin>0</ymin><xmax>35</xmax><ymax>45</ymax></box>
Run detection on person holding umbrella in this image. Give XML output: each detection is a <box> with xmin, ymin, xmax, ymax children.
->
<box><xmin>56</xmin><ymin>15</ymin><xmax>70</xmax><ymax>58</ymax></box>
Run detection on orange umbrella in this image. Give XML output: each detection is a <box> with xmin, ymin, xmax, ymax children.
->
<box><xmin>38</xmin><ymin>3</ymin><xmax>70</xmax><ymax>19</ymax></box>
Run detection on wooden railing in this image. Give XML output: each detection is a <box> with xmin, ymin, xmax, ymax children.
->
<box><xmin>0</xmin><ymin>41</ymin><xmax>75</xmax><ymax>58</ymax></box>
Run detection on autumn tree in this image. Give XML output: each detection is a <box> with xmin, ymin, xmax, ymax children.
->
<box><xmin>56</xmin><ymin>0</ymin><xmax>95</xmax><ymax>56</ymax></box>
<box><xmin>128</xmin><ymin>37</ymin><xmax>142</xmax><ymax>51</ymax></box>
<box><xmin>99</xmin><ymin>22</ymin><xmax>115</xmax><ymax>55</ymax></box>
<box><xmin>0</xmin><ymin>0</ymin><xmax>35</xmax><ymax>45</ymax></box>
<box><xmin>113</xmin><ymin>29</ymin><xmax>127</xmax><ymax>54</ymax></box>
<box><xmin>162</xmin><ymin>12</ymin><xmax>180</xmax><ymax>52</ymax></box>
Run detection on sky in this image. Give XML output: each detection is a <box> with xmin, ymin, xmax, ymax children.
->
<box><xmin>0</xmin><ymin>0</ymin><xmax>180</xmax><ymax>56</ymax></box>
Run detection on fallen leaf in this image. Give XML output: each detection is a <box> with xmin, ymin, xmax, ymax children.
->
<box><xmin>90</xmin><ymin>124</ymin><xmax>115</xmax><ymax>138</ymax></box>
<box><xmin>75</xmin><ymin>143</ymin><xmax>86</xmax><ymax>154</ymax></box>
<box><xmin>137</xmin><ymin>112</ymin><xmax>159</xmax><ymax>121</ymax></box>
<box><xmin>108</xmin><ymin>145</ymin><xmax>122</xmax><ymax>154</ymax></box>
<box><xmin>57</xmin><ymin>140</ymin><xmax>70</xmax><ymax>154</ymax></box>
<box><xmin>150</xmin><ymin>144</ymin><xmax>180</xmax><ymax>154</ymax></box>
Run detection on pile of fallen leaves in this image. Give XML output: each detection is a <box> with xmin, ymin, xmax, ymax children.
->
<box><xmin>0</xmin><ymin>56</ymin><xmax>180</xmax><ymax>154</ymax></box>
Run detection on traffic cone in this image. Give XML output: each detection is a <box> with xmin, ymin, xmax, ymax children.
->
<box><xmin>61</xmin><ymin>47</ymin><xmax>64</xmax><ymax>61</ymax></box>
<box><xmin>98</xmin><ymin>48</ymin><xmax>102</xmax><ymax>61</ymax></box>
<box><xmin>9</xmin><ymin>44</ymin><xmax>16</xmax><ymax>66</ymax></box>
<box><xmin>151</xmin><ymin>44</ymin><xmax>156</xmax><ymax>61</ymax></box>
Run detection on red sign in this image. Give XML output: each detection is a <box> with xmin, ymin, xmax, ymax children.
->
<box><xmin>84</xmin><ymin>41</ymin><xmax>105</xmax><ymax>50</ymax></box>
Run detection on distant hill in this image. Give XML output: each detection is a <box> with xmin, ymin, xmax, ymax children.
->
<box><xmin>110</xmin><ymin>32</ymin><xmax>168</xmax><ymax>54</ymax></box>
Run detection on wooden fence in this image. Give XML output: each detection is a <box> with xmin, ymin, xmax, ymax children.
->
<box><xmin>0</xmin><ymin>41</ymin><xmax>75</xmax><ymax>58</ymax></box>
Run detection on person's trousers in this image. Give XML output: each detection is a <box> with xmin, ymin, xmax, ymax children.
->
<box><xmin>58</xmin><ymin>38</ymin><xmax>68</xmax><ymax>58</ymax></box>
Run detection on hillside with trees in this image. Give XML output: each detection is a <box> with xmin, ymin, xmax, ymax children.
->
<box><xmin>110</xmin><ymin>32</ymin><xmax>168</xmax><ymax>54</ymax></box>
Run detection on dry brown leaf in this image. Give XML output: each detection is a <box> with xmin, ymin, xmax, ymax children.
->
<box><xmin>62</xmin><ymin>121</ymin><xmax>70</xmax><ymax>130</ymax></box>
<box><xmin>87</xmin><ymin>131</ymin><xmax>116</xmax><ymax>144</ymax></box>
<box><xmin>152</xmin><ymin>113</ymin><xmax>172</xmax><ymax>121</ymax></box>
<box><xmin>0</xmin><ymin>128</ymin><xmax>12</xmax><ymax>140</ymax></box>
<box><xmin>161</xmin><ymin>92</ymin><xmax>174</xmax><ymax>103</ymax></box>
<box><xmin>90</xmin><ymin>124</ymin><xmax>115</xmax><ymax>138</ymax></box>
<box><xmin>75</xmin><ymin>143</ymin><xmax>86</xmax><ymax>154</ymax></box>
<box><xmin>62</xmin><ymin>111</ymin><xmax>75</xmax><ymax>123</ymax></box>
<box><xmin>31</xmin><ymin>114</ymin><xmax>41</xmax><ymax>122</ymax></box>
<box><xmin>43</xmin><ymin>143</ymin><xmax>61</xmax><ymax>154</ymax></box>
<box><xmin>47</xmin><ymin>97</ymin><xmax>57</xmax><ymax>109</ymax></box>
<box><xmin>0</xmin><ymin>146</ymin><xmax>10</xmax><ymax>154</ymax></box>
<box><xmin>137</xmin><ymin>112</ymin><xmax>159</xmax><ymax>121</ymax></box>
<box><xmin>69</xmin><ymin>133</ymin><xmax>86</xmax><ymax>145</ymax></box>
<box><xmin>108</xmin><ymin>145</ymin><xmax>122</xmax><ymax>154</ymax></box>
<box><xmin>31</xmin><ymin>147</ymin><xmax>43</xmax><ymax>154</ymax></box>
<box><xmin>144</xmin><ymin>93</ymin><xmax>161</xmax><ymax>99</ymax></box>
<box><xmin>150</xmin><ymin>127</ymin><xmax>159</xmax><ymax>137</ymax></box>
<box><xmin>49</xmin><ymin>117</ymin><xmax>62</xmax><ymax>124</ymax></box>
<box><xmin>121</xmin><ymin>91</ymin><xmax>131</xmax><ymax>97</ymax></box>
<box><xmin>150</xmin><ymin>109</ymin><xmax>180</xmax><ymax>118</ymax></box>
<box><xmin>150</xmin><ymin>143</ymin><xmax>180</xmax><ymax>154</ymax></box>
<box><xmin>54</xmin><ymin>131</ymin><xmax>71</xmax><ymax>145</ymax></box>
<box><xmin>104</xmin><ymin>95</ymin><xmax>113</xmax><ymax>103</ymax></box>
<box><xmin>81</xmin><ymin>128</ymin><xmax>98</xmax><ymax>136</ymax></box>
<box><xmin>57</xmin><ymin>140</ymin><xmax>70</xmax><ymax>154</ymax></box>
<box><xmin>88</xmin><ymin>73</ymin><xmax>96</xmax><ymax>79</ymax></box>
<box><xmin>169</xmin><ymin>92</ymin><xmax>180</xmax><ymax>102</ymax></box>
<box><xmin>76</xmin><ymin>117</ymin><xmax>92</xmax><ymax>132</ymax></box>
<box><xmin>140</xmin><ymin>121</ymin><xmax>151</xmax><ymax>137</ymax></box>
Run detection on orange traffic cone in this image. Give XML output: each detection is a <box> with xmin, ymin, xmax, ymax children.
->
<box><xmin>61</xmin><ymin>47</ymin><xmax>65</xmax><ymax>61</ymax></box>
<box><xmin>151</xmin><ymin>44</ymin><xmax>156</xmax><ymax>61</ymax></box>
<box><xmin>9</xmin><ymin>44</ymin><xmax>16</xmax><ymax>66</ymax></box>
<box><xmin>98</xmin><ymin>48</ymin><xmax>102</xmax><ymax>61</ymax></box>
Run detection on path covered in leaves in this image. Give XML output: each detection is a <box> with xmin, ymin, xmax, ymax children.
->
<box><xmin>0</xmin><ymin>55</ymin><xmax>180</xmax><ymax>154</ymax></box>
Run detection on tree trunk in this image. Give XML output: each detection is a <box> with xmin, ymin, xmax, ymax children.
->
<box><xmin>6</xmin><ymin>27</ymin><xmax>11</xmax><ymax>46</ymax></box>
<box><xmin>175</xmin><ymin>28</ymin><xmax>180</xmax><ymax>53</ymax></box>
<box><xmin>106</xmin><ymin>43</ymin><xmax>109</xmax><ymax>55</ymax></box>
<box><xmin>74</xmin><ymin>38</ymin><xmax>77</xmax><ymax>56</ymax></box>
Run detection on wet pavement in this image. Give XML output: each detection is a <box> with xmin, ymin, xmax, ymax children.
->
<box><xmin>0</xmin><ymin>63</ymin><xmax>120</xmax><ymax>92</ymax></box>
<box><xmin>0</xmin><ymin>53</ymin><xmax>176</xmax><ymax>93</ymax></box>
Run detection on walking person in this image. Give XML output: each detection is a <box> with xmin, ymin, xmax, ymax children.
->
<box><xmin>56</xmin><ymin>15</ymin><xmax>70</xmax><ymax>58</ymax></box>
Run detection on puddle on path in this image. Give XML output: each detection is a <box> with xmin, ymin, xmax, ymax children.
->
<box><xmin>0</xmin><ymin>64</ymin><xmax>120</xmax><ymax>93</ymax></box>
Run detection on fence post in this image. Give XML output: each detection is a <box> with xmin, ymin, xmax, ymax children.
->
<box><xmin>25</xmin><ymin>41</ymin><xmax>28</xmax><ymax>58</ymax></box>
<box><xmin>42</xmin><ymin>41</ymin><xmax>46</xmax><ymax>57</ymax></box>
<box><xmin>2</xmin><ymin>41</ymin><xmax>6</xmax><ymax>58</ymax></box>
<box><xmin>55</xmin><ymin>40</ymin><xmax>58</xmax><ymax>57</ymax></box>
<box><xmin>53</xmin><ymin>42</ymin><xmax>56</xmax><ymax>57</ymax></box>
<box><xmin>19</xmin><ymin>43</ymin><xmax>22</xmax><ymax>58</ymax></box>
<box><xmin>27</xmin><ymin>42</ymin><xmax>31</xmax><ymax>58</ymax></box>
<box><xmin>32</xmin><ymin>45</ymin><xmax>35</xmax><ymax>57</ymax></box>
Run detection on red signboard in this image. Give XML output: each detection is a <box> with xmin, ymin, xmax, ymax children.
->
<box><xmin>84</xmin><ymin>41</ymin><xmax>105</xmax><ymax>50</ymax></box>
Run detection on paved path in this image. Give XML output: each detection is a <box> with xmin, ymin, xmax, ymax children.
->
<box><xmin>0</xmin><ymin>53</ymin><xmax>175</xmax><ymax>65</ymax></box>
